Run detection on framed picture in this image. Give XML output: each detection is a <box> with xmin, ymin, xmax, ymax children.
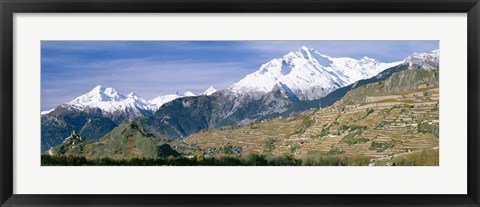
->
<box><xmin>1</xmin><ymin>0</ymin><xmax>479</xmax><ymax>206</ymax></box>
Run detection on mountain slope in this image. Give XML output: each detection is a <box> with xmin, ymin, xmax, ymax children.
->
<box><xmin>185</xmin><ymin>68</ymin><xmax>439</xmax><ymax>163</ymax></box>
<box><xmin>139</xmin><ymin>83</ymin><xmax>297</xmax><ymax>138</ymax></box>
<box><xmin>202</xmin><ymin>86</ymin><xmax>217</xmax><ymax>96</ymax></box>
<box><xmin>287</xmin><ymin>63</ymin><xmax>411</xmax><ymax>113</ymax></box>
<box><xmin>41</xmin><ymin>106</ymin><xmax>117</xmax><ymax>152</ymax></box>
<box><xmin>48</xmin><ymin>122</ymin><xmax>174</xmax><ymax>160</ymax></box>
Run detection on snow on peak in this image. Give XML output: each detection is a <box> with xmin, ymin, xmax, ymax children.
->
<box><xmin>104</xmin><ymin>87</ymin><xmax>120</xmax><ymax>99</ymax></box>
<box><xmin>69</xmin><ymin>85</ymin><xmax>126</xmax><ymax>106</ymax></box>
<box><xmin>92</xmin><ymin>85</ymin><xmax>103</xmax><ymax>91</ymax></box>
<box><xmin>67</xmin><ymin>86</ymin><xmax>149</xmax><ymax>114</ymax></box>
<box><xmin>300</xmin><ymin>45</ymin><xmax>310</xmax><ymax>51</ymax></box>
<box><xmin>41</xmin><ymin>108</ymin><xmax>54</xmax><ymax>115</ymax></box>
<box><xmin>126</xmin><ymin>92</ymin><xmax>147</xmax><ymax>104</ymax></box>
<box><xmin>46</xmin><ymin>84</ymin><xmax>203</xmax><ymax>115</ymax></box>
<box><xmin>176</xmin><ymin>91</ymin><xmax>196</xmax><ymax>97</ymax></box>
<box><xmin>147</xmin><ymin>94</ymin><xmax>182</xmax><ymax>111</ymax></box>
<box><xmin>202</xmin><ymin>86</ymin><xmax>217</xmax><ymax>95</ymax></box>
<box><xmin>229</xmin><ymin>46</ymin><xmax>403</xmax><ymax>100</ymax></box>
<box><xmin>147</xmin><ymin>91</ymin><xmax>197</xmax><ymax>111</ymax></box>
<box><xmin>404</xmin><ymin>49</ymin><xmax>439</xmax><ymax>69</ymax></box>
<box><xmin>359</xmin><ymin>56</ymin><xmax>377</xmax><ymax>63</ymax></box>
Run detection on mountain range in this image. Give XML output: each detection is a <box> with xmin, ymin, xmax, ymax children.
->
<box><xmin>42</xmin><ymin>86</ymin><xmax>216</xmax><ymax>116</ymax></box>
<box><xmin>229</xmin><ymin>46</ymin><xmax>403</xmax><ymax>100</ymax></box>
<box><xmin>41</xmin><ymin>46</ymin><xmax>439</xmax><ymax>152</ymax></box>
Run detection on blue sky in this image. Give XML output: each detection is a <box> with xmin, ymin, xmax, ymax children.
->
<box><xmin>41</xmin><ymin>40</ymin><xmax>439</xmax><ymax>110</ymax></box>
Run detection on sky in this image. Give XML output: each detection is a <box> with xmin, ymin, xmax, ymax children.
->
<box><xmin>41</xmin><ymin>40</ymin><xmax>439</xmax><ymax>110</ymax></box>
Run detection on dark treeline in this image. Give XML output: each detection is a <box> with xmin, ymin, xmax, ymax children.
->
<box><xmin>41</xmin><ymin>153</ymin><xmax>371</xmax><ymax>166</ymax></box>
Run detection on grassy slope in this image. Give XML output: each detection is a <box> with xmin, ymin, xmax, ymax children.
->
<box><xmin>50</xmin><ymin>122</ymin><xmax>162</xmax><ymax>159</ymax></box>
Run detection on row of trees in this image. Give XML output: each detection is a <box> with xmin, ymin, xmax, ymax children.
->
<box><xmin>41</xmin><ymin>153</ymin><xmax>371</xmax><ymax>166</ymax></box>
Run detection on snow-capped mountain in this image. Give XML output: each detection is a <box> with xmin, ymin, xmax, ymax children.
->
<box><xmin>42</xmin><ymin>47</ymin><xmax>439</xmax><ymax>116</ymax></box>
<box><xmin>202</xmin><ymin>86</ymin><xmax>217</xmax><ymax>95</ymax></box>
<box><xmin>229</xmin><ymin>46</ymin><xmax>403</xmax><ymax>100</ymax></box>
<box><xmin>40</xmin><ymin>109</ymin><xmax>54</xmax><ymax>115</ymax></box>
<box><xmin>404</xmin><ymin>49</ymin><xmax>439</xmax><ymax>69</ymax></box>
<box><xmin>42</xmin><ymin>85</ymin><xmax>213</xmax><ymax>115</ymax></box>
<box><xmin>148</xmin><ymin>91</ymin><xmax>196</xmax><ymax>111</ymax></box>
<box><xmin>67</xmin><ymin>85</ymin><xmax>149</xmax><ymax>115</ymax></box>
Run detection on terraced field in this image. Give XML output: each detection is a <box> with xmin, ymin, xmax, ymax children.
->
<box><xmin>183</xmin><ymin>70</ymin><xmax>439</xmax><ymax>164</ymax></box>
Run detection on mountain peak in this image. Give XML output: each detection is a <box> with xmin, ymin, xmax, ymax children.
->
<box><xmin>67</xmin><ymin>86</ymin><xmax>148</xmax><ymax>115</ymax></box>
<box><xmin>202</xmin><ymin>86</ymin><xmax>217</xmax><ymax>95</ymax></box>
<box><xmin>297</xmin><ymin>46</ymin><xmax>314</xmax><ymax>59</ymax></box>
<box><xmin>300</xmin><ymin>45</ymin><xmax>310</xmax><ymax>51</ymax></box>
<box><xmin>358</xmin><ymin>56</ymin><xmax>378</xmax><ymax>65</ymax></box>
<box><xmin>147</xmin><ymin>91</ymin><xmax>197</xmax><ymax>111</ymax></box>
<box><xmin>60</xmin><ymin>85</ymin><xmax>208</xmax><ymax>117</ymax></box>
<box><xmin>92</xmin><ymin>85</ymin><xmax>104</xmax><ymax>91</ymax></box>
<box><xmin>404</xmin><ymin>49</ymin><xmax>439</xmax><ymax>69</ymax></box>
<box><xmin>229</xmin><ymin>47</ymin><xmax>403</xmax><ymax>100</ymax></box>
<box><xmin>85</xmin><ymin>85</ymin><xmax>122</xmax><ymax>99</ymax></box>
<box><xmin>103</xmin><ymin>87</ymin><xmax>119</xmax><ymax>98</ymax></box>
<box><xmin>70</xmin><ymin>85</ymin><xmax>123</xmax><ymax>105</ymax></box>
<box><xmin>175</xmin><ymin>91</ymin><xmax>196</xmax><ymax>97</ymax></box>
<box><xmin>360</xmin><ymin>56</ymin><xmax>375</xmax><ymax>60</ymax></box>
<box><xmin>299</xmin><ymin>45</ymin><xmax>314</xmax><ymax>54</ymax></box>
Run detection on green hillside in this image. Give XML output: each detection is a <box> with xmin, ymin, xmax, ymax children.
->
<box><xmin>48</xmin><ymin>122</ymin><xmax>179</xmax><ymax>160</ymax></box>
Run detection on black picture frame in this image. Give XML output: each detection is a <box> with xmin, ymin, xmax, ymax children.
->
<box><xmin>1</xmin><ymin>0</ymin><xmax>479</xmax><ymax>206</ymax></box>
